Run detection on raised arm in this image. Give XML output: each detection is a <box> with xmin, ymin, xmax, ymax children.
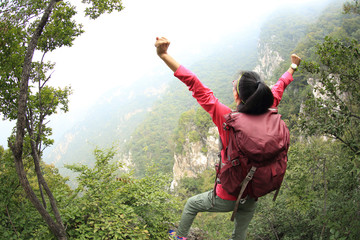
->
<box><xmin>286</xmin><ymin>54</ymin><xmax>302</xmax><ymax>76</ymax></box>
<box><xmin>271</xmin><ymin>54</ymin><xmax>302</xmax><ymax>107</ymax></box>
<box><xmin>155</xmin><ymin>37</ymin><xmax>180</xmax><ymax>72</ymax></box>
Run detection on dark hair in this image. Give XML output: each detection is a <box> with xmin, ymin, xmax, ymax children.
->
<box><xmin>235</xmin><ymin>71</ymin><xmax>274</xmax><ymax>115</ymax></box>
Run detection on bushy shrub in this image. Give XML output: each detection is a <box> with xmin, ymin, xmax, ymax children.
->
<box><xmin>64</xmin><ymin>147</ymin><xmax>181</xmax><ymax>239</ymax></box>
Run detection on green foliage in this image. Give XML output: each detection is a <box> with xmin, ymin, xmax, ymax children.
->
<box><xmin>293</xmin><ymin>0</ymin><xmax>360</xmax><ymax>58</ymax></box>
<box><xmin>37</xmin><ymin>1</ymin><xmax>84</xmax><ymax>52</ymax></box>
<box><xmin>0</xmin><ymin>0</ymin><xmax>83</xmax><ymax>121</ymax></box>
<box><xmin>124</xmin><ymin>85</ymin><xmax>195</xmax><ymax>177</ymax></box>
<box><xmin>259</xmin><ymin>10</ymin><xmax>315</xmax><ymax>60</ymax></box>
<box><xmin>246</xmin><ymin>4</ymin><xmax>360</xmax><ymax>239</ymax></box>
<box><xmin>300</xmin><ymin>37</ymin><xmax>360</xmax><ymax>156</ymax></box>
<box><xmin>343</xmin><ymin>0</ymin><xmax>360</xmax><ymax>14</ymax></box>
<box><xmin>0</xmin><ymin>147</ymin><xmax>72</xmax><ymax>239</ymax></box>
<box><xmin>1</xmin><ymin>146</ymin><xmax>182</xmax><ymax>239</ymax></box>
<box><xmin>276</xmin><ymin>0</ymin><xmax>360</xmax><ymax>138</ymax></box>
<box><xmin>1</xmin><ymin>1</ymin><xmax>125</xmax><ymax>238</ymax></box>
<box><xmin>82</xmin><ymin>0</ymin><xmax>124</xmax><ymax>19</ymax></box>
<box><xmin>120</xmin><ymin>167</ymin><xmax>182</xmax><ymax>239</ymax></box>
<box><xmin>174</xmin><ymin>107</ymin><xmax>213</xmax><ymax>154</ymax></box>
<box><xmin>177</xmin><ymin>169</ymin><xmax>214</xmax><ymax>199</ymax></box>
<box><xmin>277</xmin><ymin>83</ymin><xmax>312</xmax><ymax>132</ymax></box>
<box><xmin>64</xmin><ymin>147</ymin><xmax>181</xmax><ymax>239</ymax></box>
<box><xmin>249</xmin><ymin>138</ymin><xmax>360</xmax><ymax>240</ymax></box>
<box><xmin>0</xmin><ymin>0</ymin><xmax>124</xmax><ymax>128</ymax></box>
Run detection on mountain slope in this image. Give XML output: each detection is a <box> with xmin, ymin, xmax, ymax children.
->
<box><xmin>125</xmin><ymin>1</ymin><xmax>333</xmax><ymax>177</ymax></box>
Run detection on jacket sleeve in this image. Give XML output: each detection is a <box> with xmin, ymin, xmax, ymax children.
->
<box><xmin>174</xmin><ymin>65</ymin><xmax>231</xmax><ymax>138</ymax></box>
<box><xmin>271</xmin><ymin>71</ymin><xmax>294</xmax><ymax>108</ymax></box>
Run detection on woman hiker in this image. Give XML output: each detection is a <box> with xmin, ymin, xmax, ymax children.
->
<box><xmin>154</xmin><ymin>37</ymin><xmax>301</xmax><ymax>240</ymax></box>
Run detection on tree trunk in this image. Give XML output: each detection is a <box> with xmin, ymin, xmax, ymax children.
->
<box><xmin>9</xmin><ymin>0</ymin><xmax>67</xmax><ymax>239</ymax></box>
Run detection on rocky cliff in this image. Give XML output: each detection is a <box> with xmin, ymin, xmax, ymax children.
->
<box><xmin>171</xmin><ymin>126</ymin><xmax>219</xmax><ymax>189</ymax></box>
<box><xmin>253</xmin><ymin>37</ymin><xmax>284</xmax><ymax>82</ymax></box>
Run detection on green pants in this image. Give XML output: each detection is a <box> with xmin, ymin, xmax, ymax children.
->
<box><xmin>177</xmin><ymin>190</ymin><xmax>257</xmax><ymax>240</ymax></box>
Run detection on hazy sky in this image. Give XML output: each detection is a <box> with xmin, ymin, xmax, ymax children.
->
<box><xmin>0</xmin><ymin>0</ymin><xmax>324</xmax><ymax>147</ymax></box>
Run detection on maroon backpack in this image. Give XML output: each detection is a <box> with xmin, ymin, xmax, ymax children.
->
<box><xmin>216</xmin><ymin>109</ymin><xmax>289</xmax><ymax>221</ymax></box>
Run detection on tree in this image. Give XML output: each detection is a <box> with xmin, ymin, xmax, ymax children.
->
<box><xmin>0</xmin><ymin>0</ymin><xmax>124</xmax><ymax>239</ymax></box>
<box><xmin>296</xmin><ymin>26</ymin><xmax>360</xmax><ymax>240</ymax></box>
<box><xmin>0</xmin><ymin>146</ymin><xmax>73</xmax><ymax>239</ymax></box>
<box><xmin>300</xmin><ymin>36</ymin><xmax>360</xmax><ymax>158</ymax></box>
<box><xmin>248</xmin><ymin>137</ymin><xmax>360</xmax><ymax>240</ymax></box>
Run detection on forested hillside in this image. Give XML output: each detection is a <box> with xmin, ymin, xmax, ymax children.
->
<box><xmin>173</xmin><ymin>0</ymin><xmax>360</xmax><ymax>239</ymax></box>
<box><xmin>1</xmin><ymin>0</ymin><xmax>359</xmax><ymax>239</ymax></box>
<box><xmin>43</xmin><ymin>0</ymin><xmax>333</xmax><ymax>179</ymax></box>
<box><xmin>44</xmin><ymin>70</ymin><xmax>173</xmax><ymax>181</ymax></box>
<box><xmin>123</xmin><ymin>1</ymin><xmax>341</xmax><ymax>179</ymax></box>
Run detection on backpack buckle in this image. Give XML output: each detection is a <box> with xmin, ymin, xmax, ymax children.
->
<box><xmin>231</xmin><ymin>158</ymin><xmax>240</xmax><ymax>166</ymax></box>
<box><xmin>240</xmin><ymin>196</ymin><xmax>248</xmax><ymax>204</ymax></box>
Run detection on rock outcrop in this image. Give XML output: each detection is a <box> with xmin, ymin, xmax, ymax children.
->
<box><xmin>253</xmin><ymin>37</ymin><xmax>284</xmax><ymax>82</ymax></box>
<box><xmin>171</xmin><ymin>126</ymin><xmax>219</xmax><ymax>189</ymax></box>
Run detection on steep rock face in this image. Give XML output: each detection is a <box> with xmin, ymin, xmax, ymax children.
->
<box><xmin>118</xmin><ymin>150</ymin><xmax>134</xmax><ymax>173</ymax></box>
<box><xmin>253</xmin><ymin>38</ymin><xmax>284</xmax><ymax>82</ymax></box>
<box><xmin>171</xmin><ymin>127</ymin><xmax>219</xmax><ymax>189</ymax></box>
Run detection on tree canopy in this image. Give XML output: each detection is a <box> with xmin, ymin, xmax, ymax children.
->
<box><xmin>1</xmin><ymin>0</ymin><xmax>124</xmax><ymax>239</ymax></box>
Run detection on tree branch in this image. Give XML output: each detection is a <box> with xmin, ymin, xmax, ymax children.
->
<box><xmin>25</xmin><ymin>119</ymin><xmax>47</xmax><ymax>209</ymax></box>
<box><xmin>41</xmin><ymin>71</ymin><xmax>54</xmax><ymax>89</ymax></box>
<box><xmin>12</xmin><ymin>0</ymin><xmax>59</xmax><ymax>161</ymax></box>
<box><xmin>267</xmin><ymin>214</ymin><xmax>280</xmax><ymax>240</ymax></box>
<box><xmin>27</xmin><ymin>117</ymin><xmax>65</xmax><ymax>226</ymax></box>
<box><xmin>332</xmin><ymin>107</ymin><xmax>360</xmax><ymax>121</ymax></box>
<box><xmin>6</xmin><ymin>205</ymin><xmax>20</xmax><ymax>239</ymax></box>
<box><xmin>10</xmin><ymin>0</ymin><xmax>67</xmax><ymax>239</ymax></box>
<box><xmin>332</xmin><ymin>134</ymin><xmax>358</xmax><ymax>154</ymax></box>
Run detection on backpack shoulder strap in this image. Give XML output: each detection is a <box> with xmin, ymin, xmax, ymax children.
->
<box><xmin>212</xmin><ymin>135</ymin><xmax>224</xmax><ymax>206</ymax></box>
<box><xmin>230</xmin><ymin>166</ymin><xmax>257</xmax><ymax>221</ymax></box>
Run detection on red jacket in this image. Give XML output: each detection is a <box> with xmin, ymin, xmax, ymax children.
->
<box><xmin>174</xmin><ymin>65</ymin><xmax>293</xmax><ymax>200</ymax></box>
